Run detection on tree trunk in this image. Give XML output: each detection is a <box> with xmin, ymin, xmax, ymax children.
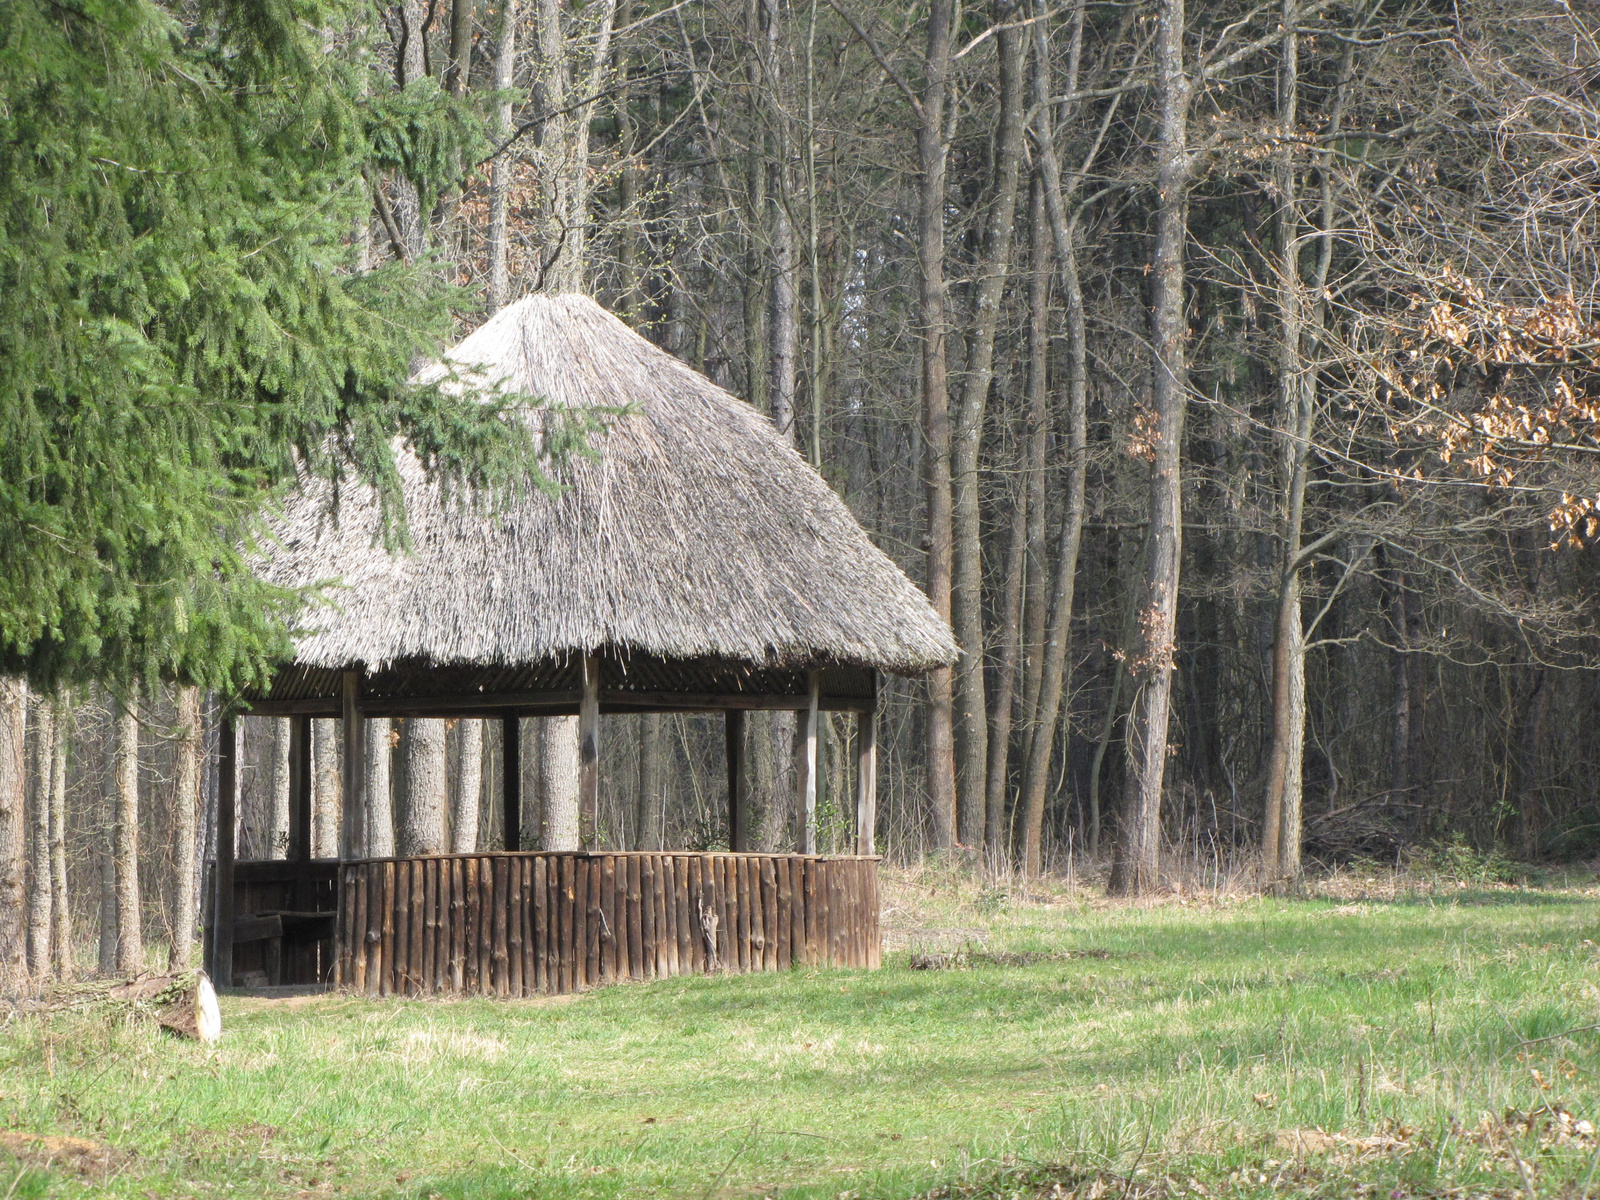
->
<box><xmin>985</xmin><ymin>171</ymin><xmax>1051</xmax><ymax>858</ymax></box>
<box><xmin>266</xmin><ymin>718</ymin><xmax>290</xmax><ymax>858</ymax></box>
<box><xmin>1018</xmin><ymin>23</ymin><xmax>1092</xmax><ymax>877</ymax></box>
<box><xmin>27</xmin><ymin>695</ymin><xmax>53</xmax><ymax>976</ymax></box>
<box><xmin>452</xmin><ymin>720</ymin><xmax>483</xmax><ymax>852</ymax></box>
<box><xmin>637</xmin><ymin>712</ymin><xmax>663</xmax><ymax>850</ymax></box>
<box><xmin>919</xmin><ymin>0</ymin><xmax>957</xmax><ymax>851</ymax></box>
<box><xmin>170</xmin><ymin>686</ymin><xmax>202</xmax><ymax>971</ymax></box>
<box><xmin>541</xmin><ymin>716</ymin><xmax>581</xmax><ymax>851</ymax></box>
<box><xmin>112</xmin><ymin>700</ymin><xmax>142</xmax><ymax>977</ymax></box>
<box><xmin>1261</xmin><ymin>0</ymin><xmax>1307</xmax><ymax>886</ymax></box>
<box><xmin>486</xmin><ymin>0</ymin><xmax>518</xmax><ymax>309</ymax></box>
<box><xmin>48</xmin><ymin>697</ymin><xmax>70</xmax><ymax>977</ymax></box>
<box><xmin>312</xmin><ymin>718</ymin><xmax>340</xmax><ymax>858</ymax></box>
<box><xmin>97</xmin><ymin>712</ymin><xmax>117</xmax><ymax>976</ymax></box>
<box><xmin>366</xmin><ymin>718</ymin><xmax>395</xmax><ymax>857</ymax></box>
<box><xmin>1108</xmin><ymin>0</ymin><xmax>1191</xmax><ymax>897</ymax></box>
<box><xmin>951</xmin><ymin>9</ymin><xmax>1028</xmax><ymax>846</ymax></box>
<box><xmin>0</xmin><ymin>679</ymin><xmax>27</xmax><ymax>985</ymax></box>
<box><xmin>398</xmin><ymin>718</ymin><xmax>449</xmax><ymax>855</ymax></box>
<box><xmin>447</xmin><ymin>0</ymin><xmax>472</xmax><ymax>96</ymax></box>
<box><xmin>532</xmin><ymin>0</ymin><xmax>615</xmax><ymax>293</ymax></box>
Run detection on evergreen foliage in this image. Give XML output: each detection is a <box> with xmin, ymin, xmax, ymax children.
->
<box><xmin>0</xmin><ymin>0</ymin><xmax>541</xmax><ymax>694</ymax></box>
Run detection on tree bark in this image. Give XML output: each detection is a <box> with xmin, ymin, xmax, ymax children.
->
<box><xmin>0</xmin><ymin>679</ymin><xmax>27</xmax><ymax>985</ymax></box>
<box><xmin>366</xmin><ymin>718</ymin><xmax>395</xmax><ymax>857</ymax></box>
<box><xmin>918</xmin><ymin>0</ymin><xmax>957</xmax><ymax>851</ymax></box>
<box><xmin>1108</xmin><ymin>0</ymin><xmax>1191</xmax><ymax>896</ymax></box>
<box><xmin>312</xmin><ymin>718</ymin><xmax>340</xmax><ymax>858</ymax></box>
<box><xmin>170</xmin><ymin>686</ymin><xmax>202</xmax><ymax>971</ymax></box>
<box><xmin>265</xmin><ymin>718</ymin><xmax>289</xmax><ymax>858</ymax></box>
<box><xmin>452</xmin><ymin>720</ymin><xmax>484</xmax><ymax>852</ymax></box>
<box><xmin>486</xmin><ymin>0</ymin><xmax>518</xmax><ymax>309</ymax></box>
<box><xmin>398</xmin><ymin>718</ymin><xmax>449</xmax><ymax>855</ymax></box>
<box><xmin>48</xmin><ymin>697</ymin><xmax>69</xmax><ymax>977</ymax></box>
<box><xmin>112</xmin><ymin>700</ymin><xmax>143</xmax><ymax>977</ymax></box>
<box><xmin>27</xmin><ymin>695</ymin><xmax>53</xmax><ymax>975</ymax></box>
<box><xmin>951</xmin><ymin>8</ymin><xmax>1028</xmax><ymax>846</ymax></box>
<box><xmin>447</xmin><ymin>0</ymin><xmax>472</xmax><ymax>96</ymax></box>
<box><xmin>541</xmin><ymin>716</ymin><xmax>581</xmax><ymax>851</ymax></box>
<box><xmin>637</xmin><ymin>712</ymin><xmax>663</xmax><ymax>850</ymax></box>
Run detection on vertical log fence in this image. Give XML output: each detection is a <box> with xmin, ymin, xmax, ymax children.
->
<box><xmin>334</xmin><ymin>851</ymin><xmax>880</xmax><ymax>997</ymax></box>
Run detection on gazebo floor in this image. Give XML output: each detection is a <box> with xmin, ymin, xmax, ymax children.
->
<box><xmin>212</xmin><ymin>852</ymin><xmax>880</xmax><ymax>996</ymax></box>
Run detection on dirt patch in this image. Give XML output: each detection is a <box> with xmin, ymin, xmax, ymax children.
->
<box><xmin>0</xmin><ymin>1131</ymin><xmax>130</xmax><ymax>1178</ymax></box>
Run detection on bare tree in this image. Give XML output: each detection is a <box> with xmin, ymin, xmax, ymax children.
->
<box><xmin>951</xmin><ymin>5</ymin><xmax>1028</xmax><ymax>845</ymax></box>
<box><xmin>1109</xmin><ymin>0</ymin><xmax>1192</xmax><ymax>896</ymax></box>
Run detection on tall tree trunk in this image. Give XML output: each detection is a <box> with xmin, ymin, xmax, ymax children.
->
<box><xmin>951</xmin><ymin>10</ymin><xmax>1028</xmax><ymax>846</ymax></box>
<box><xmin>532</xmin><ymin>0</ymin><xmax>615</xmax><ymax>292</ymax></box>
<box><xmin>918</xmin><ymin>0</ymin><xmax>957</xmax><ymax>850</ymax></box>
<box><xmin>637</xmin><ymin>712</ymin><xmax>663</xmax><ymax>850</ymax></box>
<box><xmin>48</xmin><ymin>698</ymin><xmax>69</xmax><ymax>977</ymax></box>
<box><xmin>1019</xmin><ymin>16</ymin><xmax>1092</xmax><ymax>877</ymax></box>
<box><xmin>447</xmin><ymin>0</ymin><xmax>472</xmax><ymax>96</ymax></box>
<box><xmin>764</xmin><ymin>0</ymin><xmax>798</xmax><ymax>444</ymax></box>
<box><xmin>1108</xmin><ymin>0</ymin><xmax>1191</xmax><ymax>896</ymax></box>
<box><xmin>541</xmin><ymin>717</ymin><xmax>581</xmax><ymax>850</ymax></box>
<box><xmin>113</xmin><ymin>699</ymin><xmax>143</xmax><ymax>976</ymax></box>
<box><xmin>312</xmin><ymin>718</ymin><xmax>340</xmax><ymax>858</ymax></box>
<box><xmin>170</xmin><ymin>686</ymin><xmax>202</xmax><ymax>971</ymax></box>
<box><xmin>97</xmin><ymin>704</ymin><xmax>117</xmax><ymax>976</ymax></box>
<box><xmin>452</xmin><ymin>720</ymin><xmax>484</xmax><ymax>852</ymax></box>
<box><xmin>268</xmin><ymin>719</ymin><xmax>290</xmax><ymax>857</ymax></box>
<box><xmin>366</xmin><ymin>718</ymin><xmax>395</xmax><ymax>857</ymax></box>
<box><xmin>1264</xmin><ymin>23</ymin><xmax>1354</xmax><ymax>882</ymax></box>
<box><xmin>399</xmin><ymin>718</ymin><xmax>449</xmax><ymax>854</ymax></box>
<box><xmin>27</xmin><ymin>694</ymin><xmax>54</xmax><ymax>975</ymax></box>
<box><xmin>486</xmin><ymin>0</ymin><xmax>519</xmax><ymax>309</ymax></box>
<box><xmin>1261</xmin><ymin>0</ymin><xmax>1306</xmax><ymax>885</ymax></box>
<box><xmin>1516</xmin><ymin>664</ymin><xmax>1549</xmax><ymax>857</ymax></box>
<box><xmin>985</xmin><ymin>171</ymin><xmax>1051</xmax><ymax>856</ymax></box>
<box><xmin>0</xmin><ymin>679</ymin><xmax>28</xmax><ymax>984</ymax></box>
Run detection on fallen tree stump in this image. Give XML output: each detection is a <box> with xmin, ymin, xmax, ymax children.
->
<box><xmin>0</xmin><ymin>970</ymin><xmax>221</xmax><ymax>1043</ymax></box>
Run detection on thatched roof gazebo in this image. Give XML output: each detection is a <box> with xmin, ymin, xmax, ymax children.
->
<box><xmin>205</xmin><ymin>294</ymin><xmax>956</xmax><ymax>996</ymax></box>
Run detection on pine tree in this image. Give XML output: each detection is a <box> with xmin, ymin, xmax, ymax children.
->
<box><xmin>0</xmin><ymin>0</ymin><xmax>550</xmax><ymax>694</ymax></box>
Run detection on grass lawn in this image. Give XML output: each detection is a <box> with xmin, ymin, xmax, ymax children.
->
<box><xmin>1</xmin><ymin>864</ymin><xmax>1598</xmax><ymax>1198</ymax></box>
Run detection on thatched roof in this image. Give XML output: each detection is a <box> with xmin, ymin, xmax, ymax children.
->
<box><xmin>258</xmin><ymin>294</ymin><xmax>956</xmax><ymax>680</ymax></box>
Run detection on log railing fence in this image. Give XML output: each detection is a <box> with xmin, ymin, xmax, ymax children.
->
<box><xmin>334</xmin><ymin>851</ymin><xmax>879</xmax><ymax>997</ymax></box>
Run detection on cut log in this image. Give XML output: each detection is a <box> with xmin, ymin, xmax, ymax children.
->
<box><xmin>2</xmin><ymin>970</ymin><xmax>221</xmax><ymax>1043</ymax></box>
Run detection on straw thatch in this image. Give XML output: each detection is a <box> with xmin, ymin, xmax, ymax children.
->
<box><xmin>258</xmin><ymin>294</ymin><xmax>956</xmax><ymax>680</ymax></box>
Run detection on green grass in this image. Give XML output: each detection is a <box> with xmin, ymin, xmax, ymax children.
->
<box><xmin>2</xmin><ymin>867</ymin><xmax>1598</xmax><ymax>1198</ymax></box>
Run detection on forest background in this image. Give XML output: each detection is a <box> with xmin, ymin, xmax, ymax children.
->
<box><xmin>4</xmin><ymin>0</ymin><xmax>1600</xmax><ymax>980</ymax></box>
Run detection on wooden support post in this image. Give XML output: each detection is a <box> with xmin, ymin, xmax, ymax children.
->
<box><xmin>855</xmin><ymin>705</ymin><xmax>877</xmax><ymax>855</ymax></box>
<box><xmin>502</xmin><ymin>712</ymin><xmax>521</xmax><ymax>851</ymax></box>
<box><xmin>288</xmin><ymin>714</ymin><xmax>312</xmax><ymax>863</ymax></box>
<box><xmin>797</xmin><ymin>671</ymin><xmax>820</xmax><ymax>854</ymax></box>
<box><xmin>726</xmin><ymin>710</ymin><xmax>748</xmax><ymax>852</ymax></box>
<box><xmin>340</xmin><ymin>671</ymin><xmax>365</xmax><ymax>860</ymax></box>
<box><xmin>212</xmin><ymin>716</ymin><xmax>237</xmax><ymax>988</ymax></box>
<box><xmin>579</xmin><ymin>654</ymin><xmax>600</xmax><ymax>847</ymax></box>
